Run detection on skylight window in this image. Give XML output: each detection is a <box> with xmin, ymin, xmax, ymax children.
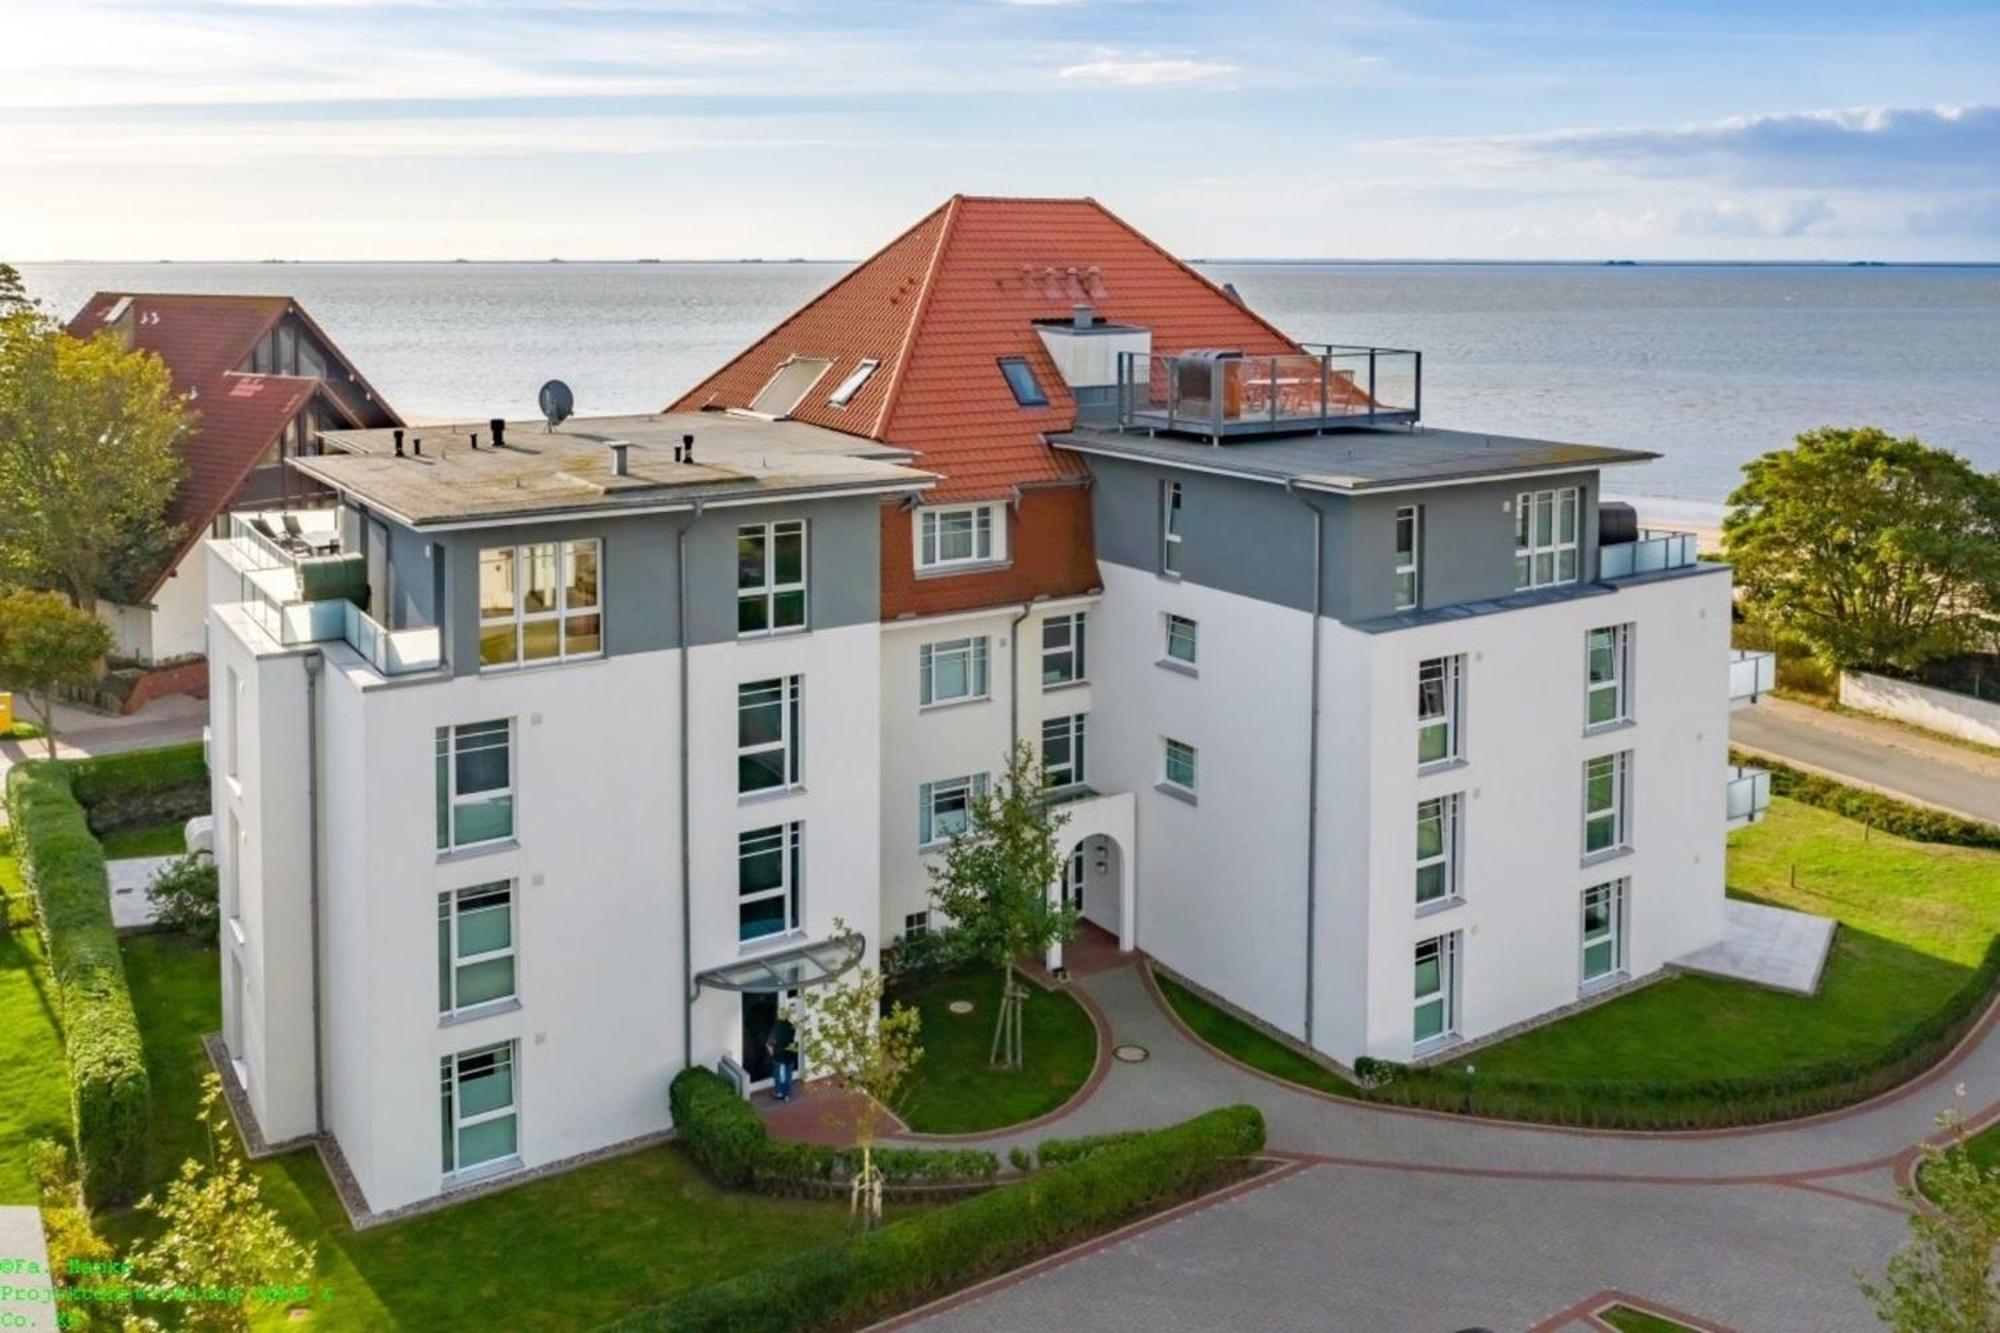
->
<box><xmin>827</xmin><ymin>359</ymin><xmax>880</xmax><ymax>408</ymax></box>
<box><xmin>998</xmin><ymin>357</ymin><xmax>1048</xmax><ymax>408</ymax></box>
<box><xmin>749</xmin><ymin>356</ymin><xmax>833</xmax><ymax>416</ymax></box>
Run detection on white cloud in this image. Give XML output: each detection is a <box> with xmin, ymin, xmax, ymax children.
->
<box><xmin>1676</xmin><ymin>196</ymin><xmax>1835</xmax><ymax>239</ymax></box>
<box><xmin>1055</xmin><ymin>56</ymin><xmax>1237</xmax><ymax>86</ymax></box>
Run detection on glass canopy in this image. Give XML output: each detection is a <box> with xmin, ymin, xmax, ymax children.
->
<box><xmin>695</xmin><ymin>933</ymin><xmax>866</xmax><ymax>994</ymax></box>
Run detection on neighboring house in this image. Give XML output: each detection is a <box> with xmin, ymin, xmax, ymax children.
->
<box><xmin>65</xmin><ymin>292</ymin><xmax>399</xmax><ymax>673</ymax></box>
<box><xmin>205</xmin><ymin>196</ymin><xmax>1770</xmax><ymax>1218</ymax></box>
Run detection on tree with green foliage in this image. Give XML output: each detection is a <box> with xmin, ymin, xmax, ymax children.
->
<box><xmin>119</xmin><ymin>1074</ymin><xmax>317</xmax><ymax>1332</ymax></box>
<box><xmin>1724</xmin><ymin>427</ymin><xmax>2000</xmax><ymax>671</ymax></box>
<box><xmin>1859</xmin><ymin>1112</ymin><xmax>2000</xmax><ymax>1331</ymax></box>
<box><xmin>799</xmin><ymin>928</ymin><xmax>923</xmax><ymax>1229</ymax></box>
<box><xmin>0</xmin><ymin>307</ymin><xmax>189</xmax><ymax>610</ymax></box>
<box><xmin>0</xmin><ymin>589</ymin><xmax>112</xmax><ymax>758</ymax></box>
<box><xmin>0</xmin><ymin>263</ymin><xmax>29</xmax><ymax>313</ymax></box>
<box><xmin>926</xmin><ymin>740</ymin><xmax>1075</xmax><ymax>1070</ymax></box>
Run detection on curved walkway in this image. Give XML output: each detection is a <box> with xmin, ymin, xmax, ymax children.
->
<box><xmin>889</xmin><ymin>959</ymin><xmax>1989</xmax><ymax>1332</ymax></box>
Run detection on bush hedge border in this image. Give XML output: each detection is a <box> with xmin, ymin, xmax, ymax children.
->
<box><xmin>67</xmin><ymin>741</ymin><xmax>209</xmax><ymax>836</ymax></box>
<box><xmin>5</xmin><ymin>760</ymin><xmax>150</xmax><ymax>1205</ymax></box>
<box><xmin>606</xmin><ymin>1103</ymin><xmax>1266</xmax><ymax>1332</ymax></box>
<box><xmin>1731</xmin><ymin>748</ymin><xmax>2000</xmax><ymax>850</ymax></box>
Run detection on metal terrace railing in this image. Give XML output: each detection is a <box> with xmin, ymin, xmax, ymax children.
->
<box><xmin>1598</xmin><ymin>528</ymin><xmax>1700</xmax><ymax>580</ymax></box>
<box><xmin>224</xmin><ymin>512</ymin><xmax>442</xmax><ymax>676</ymax></box>
<box><xmin>1725</xmin><ymin>765</ymin><xmax>1773</xmax><ymax>828</ymax></box>
<box><xmin>1728</xmin><ymin>649</ymin><xmax>1777</xmax><ymax>706</ymax></box>
<box><xmin>1115</xmin><ymin>345</ymin><xmax>1421</xmax><ymax>440</ymax></box>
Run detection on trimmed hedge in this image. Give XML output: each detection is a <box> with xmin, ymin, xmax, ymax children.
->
<box><xmin>668</xmin><ymin>1069</ymin><xmax>999</xmax><ymax>1192</ymax></box>
<box><xmin>1732</xmin><ymin>750</ymin><xmax>2000</xmax><ymax>850</ymax></box>
<box><xmin>1034</xmin><ymin>1128</ymin><xmax>1143</xmax><ymax>1170</ymax></box>
<box><xmin>5</xmin><ymin>761</ymin><xmax>150</xmax><ymax>1205</ymax></box>
<box><xmin>606</xmin><ymin>1104</ymin><xmax>1266</xmax><ymax>1332</ymax></box>
<box><xmin>68</xmin><ymin>742</ymin><xmax>209</xmax><ymax>835</ymax></box>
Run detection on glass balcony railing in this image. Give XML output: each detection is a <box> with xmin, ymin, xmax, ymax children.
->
<box><xmin>1729</xmin><ymin>649</ymin><xmax>1777</xmax><ymax>706</ymax></box>
<box><xmin>1116</xmin><ymin>345</ymin><xmax>1420</xmax><ymax>439</ymax></box>
<box><xmin>222</xmin><ymin>513</ymin><xmax>442</xmax><ymax>677</ymax></box>
<box><xmin>1599</xmin><ymin>529</ymin><xmax>1699</xmax><ymax>580</ymax></box>
<box><xmin>1725</xmin><ymin>764</ymin><xmax>1772</xmax><ymax>828</ymax></box>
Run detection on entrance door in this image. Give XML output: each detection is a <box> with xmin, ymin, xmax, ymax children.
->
<box><xmin>740</xmin><ymin>990</ymin><xmax>801</xmax><ymax>1087</ymax></box>
<box><xmin>1065</xmin><ymin>844</ymin><xmax>1086</xmax><ymax>913</ymax></box>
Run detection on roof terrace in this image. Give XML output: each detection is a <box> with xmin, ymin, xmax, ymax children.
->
<box><xmin>1116</xmin><ymin>344</ymin><xmax>1421</xmax><ymax>442</ymax></box>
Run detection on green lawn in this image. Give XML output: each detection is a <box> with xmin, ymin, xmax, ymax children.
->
<box><xmin>1601</xmin><ymin>1305</ymin><xmax>1697</xmax><ymax>1333</ymax></box>
<box><xmin>106</xmin><ymin>935</ymin><xmax>907</xmax><ymax>1331</ymax></box>
<box><xmin>1153</xmin><ymin>973</ymin><xmax>1358</xmax><ymax>1100</ymax></box>
<box><xmin>100</xmin><ymin>820</ymin><xmax>191</xmax><ymax>859</ymax></box>
<box><xmin>0</xmin><ymin>836</ymin><xmax>72</xmax><ymax>1205</ymax></box>
<box><xmin>889</xmin><ymin>966</ymin><xmax>1099</xmax><ymax>1134</ymax></box>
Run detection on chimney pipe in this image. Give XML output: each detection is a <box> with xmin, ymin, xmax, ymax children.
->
<box><xmin>468</xmin><ymin>432</ymin><xmax>478</xmax><ymax>451</ymax></box>
<box><xmin>609</xmin><ymin>441</ymin><xmax>630</xmax><ymax>477</ymax></box>
<box><xmin>490</xmin><ymin>418</ymin><xmax>506</xmax><ymax>448</ymax></box>
<box><xmin>393</xmin><ymin>428</ymin><xmax>404</xmax><ymax>458</ymax></box>
<box><xmin>682</xmin><ymin>433</ymin><xmax>695</xmax><ymax>466</ymax></box>
<box><xmin>412</xmin><ymin>436</ymin><xmax>423</xmax><ymax>457</ymax></box>
<box><xmin>1073</xmin><ymin>303</ymin><xmax>1093</xmax><ymax>330</ymax></box>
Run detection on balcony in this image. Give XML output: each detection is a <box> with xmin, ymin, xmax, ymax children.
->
<box><xmin>1729</xmin><ymin>649</ymin><xmax>1777</xmax><ymax>707</ymax></box>
<box><xmin>1598</xmin><ymin>528</ymin><xmax>1699</xmax><ymax>580</ymax></box>
<box><xmin>1115</xmin><ymin>345</ymin><xmax>1420</xmax><ymax>441</ymax></box>
<box><xmin>222</xmin><ymin>512</ymin><xmax>442</xmax><ymax>676</ymax></box>
<box><xmin>1725</xmin><ymin>764</ymin><xmax>1773</xmax><ymax>829</ymax></box>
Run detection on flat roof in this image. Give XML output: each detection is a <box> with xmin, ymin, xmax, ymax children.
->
<box><xmin>304</xmin><ymin>411</ymin><xmax>934</xmax><ymax>527</ymax></box>
<box><xmin>1050</xmin><ymin>423</ymin><xmax>1657</xmax><ymax>494</ymax></box>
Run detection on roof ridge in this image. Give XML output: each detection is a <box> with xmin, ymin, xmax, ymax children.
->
<box><xmin>1074</xmin><ymin>198</ymin><xmax>1303</xmax><ymax>353</ymax></box>
<box><xmin>868</xmin><ymin>194</ymin><xmax>961</xmax><ymax>440</ymax></box>
<box><xmin>82</xmin><ymin>291</ymin><xmax>293</xmax><ymax>304</ymax></box>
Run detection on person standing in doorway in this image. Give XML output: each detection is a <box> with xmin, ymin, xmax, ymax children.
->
<box><xmin>769</xmin><ymin>1006</ymin><xmax>799</xmax><ymax>1102</ymax></box>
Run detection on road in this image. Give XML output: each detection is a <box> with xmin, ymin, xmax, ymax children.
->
<box><xmin>1731</xmin><ymin>695</ymin><xmax>2000</xmax><ymax>825</ymax></box>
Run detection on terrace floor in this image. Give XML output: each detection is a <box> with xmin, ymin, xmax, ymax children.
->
<box><xmin>1672</xmin><ymin>900</ymin><xmax>1837</xmax><ymax>996</ymax></box>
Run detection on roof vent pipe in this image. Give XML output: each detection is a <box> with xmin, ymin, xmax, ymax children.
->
<box><xmin>682</xmin><ymin>433</ymin><xmax>695</xmax><ymax>466</ymax></box>
<box><xmin>1073</xmin><ymin>303</ymin><xmax>1094</xmax><ymax>330</ymax></box>
<box><xmin>412</xmin><ymin>436</ymin><xmax>422</xmax><ymax>457</ymax></box>
<box><xmin>468</xmin><ymin>432</ymin><xmax>478</xmax><ymax>451</ymax></box>
<box><xmin>609</xmin><ymin>440</ymin><xmax>630</xmax><ymax>477</ymax></box>
<box><xmin>393</xmin><ymin>428</ymin><xmax>404</xmax><ymax>458</ymax></box>
<box><xmin>490</xmin><ymin>418</ymin><xmax>507</xmax><ymax>448</ymax></box>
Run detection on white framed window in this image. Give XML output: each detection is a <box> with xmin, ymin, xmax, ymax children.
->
<box><xmin>1042</xmin><ymin>713</ymin><xmax>1087</xmax><ymax>789</ymax></box>
<box><xmin>435</xmin><ymin>720</ymin><xmax>514</xmax><ymax>852</ymax></box>
<box><xmin>1583</xmin><ymin>750</ymin><xmax>1631</xmax><ymax>857</ymax></box>
<box><xmin>739</xmin><ymin>677</ymin><xmax>802</xmax><ymax>795</ymax></box>
<box><xmin>1394</xmin><ymin>505</ymin><xmax>1421</xmax><ymax>610</ymax></box>
<box><xmin>1514</xmin><ymin>487</ymin><xmax>1580</xmax><ymax>590</ymax></box>
<box><xmin>827</xmin><ymin>358</ymin><xmax>879</xmax><ymax>408</ymax></box>
<box><xmin>737</xmin><ymin>521</ymin><xmax>807</xmax><ymax>637</ymax></box>
<box><xmin>1414</xmin><ymin>934</ymin><xmax>1458</xmax><ymax>1046</ymax></box>
<box><xmin>1586</xmin><ymin>624</ymin><xmax>1630</xmax><ymax>728</ymax></box>
<box><xmin>917</xmin><ymin>505</ymin><xmax>1000</xmax><ymax>570</ymax></box>
<box><xmin>1042</xmin><ymin>612</ymin><xmax>1086</xmax><ymax>687</ymax></box>
<box><xmin>478</xmin><ymin>539</ymin><xmax>602</xmax><ymax>669</ymax></box>
<box><xmin>1417</xmin><ymin>656</ymin><xmax>1461</xmax><ymax>767</ymax></box>
<box><xmin>1581</xmin><ymin>879</ymin><xmax>1627</xmax><ymax>985</ymax></box>
<box><xmin>919</xmin><ymin>636</ymin><xmax>990</xmax><ymax>707</ymax></box>
<box><xmin>1163</xmin><ymin>613</ymin><xmax>1198</xmax><ymax>666</ymax></box>
<box><xmin>738</xmin><ymin>823</ymin><xmax>803</xmax><ymax>944</ymax></box>
<box><xmin>1415</xmin><ymin>794</ymin><xmax>1460</xmax><ymax>908</ymax></box>
<box><xmin>920</xmin><ymin>774</ymin><xmax>989</xmax><ymax>847</ymax></box>
<box><xmin>902</xmin><ymin>910</ymin><xmax>931</xmax><ymax>940</ymax></box>
<box><xmin>1161</xmin><ymin>481</ymin><xmax>1184</xmax><ymax>576</ymax></box>
<box><xmin>1162</xmin><ymin>737</ymin><xmax>1197</xmax><ymax>794</ymax></box>
<box><xmin>437</xmin><ymin>883</ymin><xmax>516</xmax><ymax>1015</ymax></box>
<box><xmin>440</xmin><ymin>1041</ymin><xmax>518</xmax><ymax>1177</ymax></box>
<box><xmin>749</xmin><ymin>355</ymin><xmax>833</xmax><ymax>416</ymax></box>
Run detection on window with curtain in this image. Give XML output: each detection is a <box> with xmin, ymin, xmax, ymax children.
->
<box><xmin>1042</xmin><ymin>612</ymin><xmax>1086</xmax><ymax>686</ymax></box>
<box><xmin>920</xmin><ymin>774</ymin><xmax>988</xmax><ymax>847</ymax></box>
<box><xmin>1583</xmin><ymin>751</ymin><xmax>1631</xmax><ymax>856</ymax></box>
<box><xmin>440</xmin><ymin>1042</ymin><xmax>518</xmax><ymax>1176</ymax></box>
<box><xmin>919</xmin><ymin>637</ymin><xmax>989</xmax><ymax>706</ymax></box>
<box><xmin>738</xmin><ymin>677</ymin><xmax>803</xmax><ymax>794</ymax></box>
<box><xmin>435</xmin><ymin>720</ymin><xmax>513</xmax><ymax>851</ymax></box>
<box><xmin>1586</xmin><ymin>624</ymin><xmax>1630</xmax><ymax>728</ymax></box>
<box><xmin>437</xmin><ymin>883</ymin><xmax>516</xmax><ymax>1014</ymax></box>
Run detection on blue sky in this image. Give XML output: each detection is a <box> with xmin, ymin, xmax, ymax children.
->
<box><xmin>2</xmin><ymin>0</ymin><xmax>1995</xmax><ymax>260</ymax></box>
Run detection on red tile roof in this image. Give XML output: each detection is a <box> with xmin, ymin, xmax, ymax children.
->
<box><xmin>64</xmin><ymin>293</ymin><xmax>399</xmax><ymax>600</ymax></box>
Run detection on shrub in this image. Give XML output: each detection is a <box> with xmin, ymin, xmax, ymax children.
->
<box><xmin>669</xmin><ymin>1069</ymin><xmax>767</xmax><ymax>1189</ymax></box>
<box><xmin>1352</xmin><ymin>1056</ymin><xmax>1405</xmax><ymax>1087</ymax></box>
<box><xmin>1035</xmin><ymin>1129</ymin><xmax>1143</xmax><ymax>1169</ymax></box>
<box><xmin>148</xmin><ymin>855</ymin><xmax>219</xmax><ymax>936</ymax></box>
<box><xmin>610</xmin><ymin>1104</ymin><xmax>1266</xmax><ymax>1333</ymax></box>
<box><xmin>1733</xmin><ymin>752</ymin><xmax>2000</xmax><ymax>851</ymax></box>
<box><xmin>6</xmin><ymin>761</ymin><xmax>149</xmax><ymax>1205</ymax></box>
<box><xmin>880</xmin><ymin>925</ymin><xmax>960</xmax><ymax>987</ymax></box>
<box><xmin>68</xmin><ymin>742</ymin><xmax>208</xmax><ymax>835</ymax></box>
<box><xmin>1007</xmin><ymin>1145</ymin><xmax>1031</xmax><ymax>1174</ymax></box>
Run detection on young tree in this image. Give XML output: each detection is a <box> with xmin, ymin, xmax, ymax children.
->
<box><xmin>1724</xmin><ymin>427</ymin><xmax>2000</xmax><ymax>671</ymax></box>
<box><xmin>926</xmin><ymin>740</ymin><xmax>1075</xmax><ymax>1070</ymax></box>
<box><xmin>0</xmin><ymin>589</ymin><xmax>112</xmax><ymax>758</ymax></box>
<box><xmin>0</xmin><ymin>307</ymin><xmax>189</xmax><ymax>610</ymax></box>
<box><xmin>1858</xmin><ymin>1113</ymin><xmax>2000</xmax><ymax>1331</ymax></box>
<box><xmin>119</xmin><ymin>1074</ymin><xmax>316</xmax><ymax>1333</ymax></box>
<box><xmin>799</xmin><ymin>931</ymin><xmax>923</xmax><ymax>1229</ymax></box>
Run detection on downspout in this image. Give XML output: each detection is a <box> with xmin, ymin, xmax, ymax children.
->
<box><xmin>1285</xmin><ymin>482</ymin><xmax>1326</xmax><ymax>1046</ymax></box>
<box><xmin>303</xmin><ymin>651</ymin><xmax>325</xmax><ymax>1134</ymax></box>
<box><xmin>675</xmin><ymin>499</ymin><xmax>705</xmax><ymax>1070</ymax></box>
<box><xmin>1007</xmin><ymin>603</ymin><xmax>1032</xmax><ymax>747</ymax></box>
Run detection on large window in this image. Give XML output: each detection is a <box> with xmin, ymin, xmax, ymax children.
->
<box><xmin>479</xmin><ymin>539</ymin><xmax>602</xmax><ymax>669</ymax></box>
<box><xmin>1161</xmin><ymin>481</ymin><xmax>1184</xmax><ymax>576</ymax></box>
<box><xmin>919</xmin><ymin>636</ymin><xmax>989</xmax><ymax>707</ymax></box>
<box><xmin>1514</xmin><ymin>488</ymin><xmax>1580</xmax><ymax>590</ymax></box>
<box><xmin>1586</xmin><ymin>624</ymin><xmax>1630</xmax><ymax>728</ymax></box>
<box><xmin>738</xmin><ymin>677</ymin><xmax>802</xmax><ymax>795</ymax></box>
<box><xmin>1583</xmin><ymin>751</ymin><xmax>1631</xmax><ymax>856</ymax></box>
<box><xmin>1581</xmin><ymin>879</ymin><xmax>1627</xmax><ymax>985</ymax></box>
<box><xmin>1394</xmin><ymin>505</ymin><xmax>1421</xmax><ymax>610</ymax></box>
<box><xmin>440</xmin><ymin>1042</ymin><xmax>518</xmax><ymax>1176</ymax></box>
<box><xmin>1414</xmin><ymin>935</ymin><xmax>1458</xmax><ymax>1045</ymax></box>
<box><xmin>738</xmin><ymin>521</ymin><xmax>807</xmax><ymax>636</ymax></box>
<box><xmin>1042</xmin><ymin>613</ymin><xmax>1086</xmax><ymax>687</ymax></box>
<box><xmin>437</xmin><ymin>883</ymin><xmax>516</xmax><ymax>1015</ymax></box>
<box><xmin>1417</xmin><ymin>656</ymin><xmax>1461</xmax><ymax>767</ymax></box>
<box><xmin>1042</xmin><ymin>713</ymin><xmax>1087</xmax><ymax>789</ymax></box>
<box><xmin>1162</xmin><ymin>737</ymin><xmax>1197</xmax><ymax>794</ymax></box>
<box><xmin>739</xmin><ymin>824</ymin><xmax>803</xmax><ymax>943</ymax></box>
<box><xmin>1163</xmin><ymin>614</ymin><xmax>1198</xmax><ymax>666</ymax></box>
<box><xmin>749</xmin><ymin>356</ymin><xmax>833</xmax><ymax>416</ymax></box>
<box><xmin>435</xmin><ymin>720</ymin><xmax>514</xmax><ymax>852</ymax></box>
<box><xmin>917</xmin><ymin>505</ymin><xmax>998</xmax><ymax>570</ymax></box>
<box><xmin>1415</xmin><ymin>795</ymin><xmax>1460</xmax><ymax>908</ymax></box>
<box><xmin>920</xmin><ymin>774</ymin><xmax>988</xmax><ymax>847</ymax></box>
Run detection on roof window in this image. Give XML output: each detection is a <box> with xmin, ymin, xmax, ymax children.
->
<box><xmin>827</xmin><ymin>359</ymin><xmax>880</xmax><ymax>408</ymax></box>
<box><xmin>749</xmin><ymin>356</ymin><xmax>834</xmax><ymax>416</ymax></box>
<box><xmin>998</xmin><ymin>357</ymin><xmax>1048</xmax><ymax>408</ymax></box>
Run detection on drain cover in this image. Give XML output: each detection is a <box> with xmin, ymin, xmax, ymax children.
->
<box><xmin>947</xmin><ymin>1000</ymin><xmax>974</xmax><ymax>1015</ymax></box>
<box><xmin>1113</xmin><ymin>1044</ymin><xmax>1150</xmax><ymax>1063</ymax></box>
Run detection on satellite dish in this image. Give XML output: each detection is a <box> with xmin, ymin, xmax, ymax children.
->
<box><xmin>538</xmin><ymin>379</ymin><xmax>575</xmax><ymax>430</ymax></box>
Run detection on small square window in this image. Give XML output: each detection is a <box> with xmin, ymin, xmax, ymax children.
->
<box><xmin>998</xmin><ymin>357</ymin><xmax>1048</xmax><ymax>407</ymax></box>
<box><xmin>1164</xmin><ymin>614</ymin><xmax>1198</xmax><ymax>666</ymax></box>
<box><xmin>920</xmin><ymin>637</ymin><xmax>990</xmax><ymax>707</ymax></box>
<box><xmin>903</xmin><ymin>910</ymin><xmax>930</xmax><ymax>940</ymax></box>
<box><xmin>1163</xmin><ymin>738</ymin><xmax>1197</xmax><ymax>793</ymax></box>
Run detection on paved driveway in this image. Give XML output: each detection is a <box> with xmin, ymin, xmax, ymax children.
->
<box><xmin>1731</xmin><ymin>696</ymin><xmax>2000</xmax><ymax>825</ymax></box>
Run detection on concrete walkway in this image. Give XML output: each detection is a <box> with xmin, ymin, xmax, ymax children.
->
<box><xmin>1732</xmin><ymin>695</ymin><xmax>2000</xmax><ymax>825</ymax></box>
<box><xmin>0</xmin><ymin>693</ymin><xmax>206</xmax><ymax>790</ymax></box>
<box><xmin>0</xmin><ymin>1205</ymin><xmax>54</xmax><ymax>1330</ymax></box>
<box><xmin>889</xmin><ymin>959</ymin><xmax>1992</xmax><ymax>1332</ymax></box>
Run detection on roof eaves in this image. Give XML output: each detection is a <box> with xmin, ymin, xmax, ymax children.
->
<box><xmin>868</xmin><ymin>193</ymin><xmax>961</xmax><ymax>441</ymax></box>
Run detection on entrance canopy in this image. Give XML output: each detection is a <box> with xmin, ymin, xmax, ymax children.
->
<box><xmin>695</xmin><ymin>933</ymin><xmax>866</xmax><ymax>994</ymax></box>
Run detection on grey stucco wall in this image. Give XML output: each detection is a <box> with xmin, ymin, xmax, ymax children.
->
<box><xmin>1089</xmin><ymin>454</ymin><xmax>1318</xmax><ymax>611</ymax></box>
